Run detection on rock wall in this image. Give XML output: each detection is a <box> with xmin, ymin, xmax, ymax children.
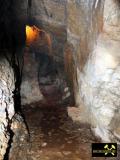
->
<box><xmin>0</xmin><ymin>1</ymin><xmax>28</xmax><ymax>159</ymax></box>
<box><xmin>9</xmin><ymin>114</ymin><xmax>29</xmax><ymax>160</ymax></box>
<box><xmin>66</xmin><ymin>0</ymin><xmax>120</xmax><ymax>142</ymax></box>
<box><xmin>31</xmin><ymin>0</ymin><xmax>67</xmax><ymax>27</ymax></box>
<box><xmin>0</xmin><ymin>57</ymin><xmax>28</xmax><ymax>160</ymax></box>
<box><xmin>0</xmin><ymin>57</ymin><xmax>15</xmax><ymax>159</ymax></box>
<box><xmin>28</xmin><ymin>0</ymin><xmax>67</xmax><ymax>61</ymax></box>
<box><xmin>66</xmin><ymin>0</ymin><xmax>104</xmax><ymax>119</ymax></box>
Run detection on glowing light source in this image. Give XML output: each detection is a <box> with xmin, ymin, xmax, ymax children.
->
<box><xmin>26</xmin><ymin>25</ymin><xmax>40</xmax><ymax>45</ymax></box>
<box><xmin>26</xmin><ymin>25</ymin><xmax>52</xmax><ymax>54</ymax></box>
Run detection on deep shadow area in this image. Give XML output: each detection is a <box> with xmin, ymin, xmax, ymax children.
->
<box><xmin>0</xmin><ymin>0</ymin><xmax>26</xmax><ymax>113</ymax></box>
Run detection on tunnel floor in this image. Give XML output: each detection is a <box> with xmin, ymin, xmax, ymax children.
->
<box><xmin>14</xmin><ymin>103</ymin><xmax>110</xmax><ymax>160</ymax></box>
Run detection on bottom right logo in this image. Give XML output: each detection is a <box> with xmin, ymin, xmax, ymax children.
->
<box><xmin>92</xmin><ymin>143</ymin><xmax>117</xmax><ymax>157</ymax></box>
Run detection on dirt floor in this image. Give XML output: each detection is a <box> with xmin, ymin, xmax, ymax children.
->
<box><xmin>12</xmin><ymin>103</ymin><xmax>119</xmax><ymax>160</ymax></box>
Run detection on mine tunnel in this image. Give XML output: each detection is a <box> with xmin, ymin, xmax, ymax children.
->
<box><xmin>0</xmin><ymin>0</ymin><xmax>120</xmax><ymax>160</ymax></box>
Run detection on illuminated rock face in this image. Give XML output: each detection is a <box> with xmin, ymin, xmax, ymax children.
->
<box><xmin>0</xmin><ymin>58</ymin><xmax>15</xmax><ymax>159</ymax></box>
<box><xmin>81</xmin><ymin>34</ymin><xmax>120</xmax><ymax>142</ymax></box>
<box><xmin>66</xmin><ymin>0</ymin><xmax>120</xmax><ymax>142</ymax></box>
<box><xmin>0</xmin><ymin>58</ymin><xmax>27</xmax><ymax>160</ymax></box>
<box><xmin>81</xmin><ymin>0</ymin><xmax>120</xmax><ymax>142</ymax></box>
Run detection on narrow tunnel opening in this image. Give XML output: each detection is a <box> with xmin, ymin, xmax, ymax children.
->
<box><xmin>23</xmin><ymin>24</ymin><xmax>74</xmax><ymax>106</ymax></box>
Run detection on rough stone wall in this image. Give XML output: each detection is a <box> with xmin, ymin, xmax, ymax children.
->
<box><xmin>0</xmin><ymin>58</ymin><xmax>15</xmax><ymax>159</ymax></box>
<box><xmin>66</xmin><ymin>0</ymin><xmax>104</xmax><ymax>116</ymax></box>
<box><xmin>21</xmin><ymin>47</ymin><xmax>44</xmax><ymax>105</ymax></box>
<box><xmin>31</xmin><ymin>0</ymin><xmax>67</xmax><ymax>27</ymax></box>
<box><xmin>67</xmin><ymin>0</ymin><xmax>120</xmax><ymax>142</ymax></box>
<box><xmin>0</xmin><ymin>0</ymin><xmax>28</xmax><ymax>158</ymax></box>
<box><xmin>27</xmin><ymin>0</ymin><xmax>67</xmax><ymax>63</ymax></box>
<box><xmin>67</xmin><ymin>0</ymin><xmax>104</xmax><ymax>70</ymax></box>
<box><xmin>81</xmin><ymin>0</ymin><xmax>120</xmax><ymax>142</ymax></box>
<box><xmin>9</xmin><ymin>114</ymin><xmax>29</xmax><ymax>160</ymax></box>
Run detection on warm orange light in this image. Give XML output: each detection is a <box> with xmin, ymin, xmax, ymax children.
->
<box><xmin>26</xmin><ymin>25</ymin><xmax>52</xmax><ymax>55</ymax></box>
<box><xmin>26</xmin><ymin>25</ymin><xmax>40</xmax><ymax>45</ymax></box>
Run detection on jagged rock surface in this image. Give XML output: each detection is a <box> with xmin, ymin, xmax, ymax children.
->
<box><xmin>9</xmin><ymin>113</ymin><xmax>29</xmax><ymax>160</ymax></box>
<box><xmin>66</xmin><ymin>0</ymin><xmax>120</xmax><ymax>142</ymax></box>
<box><xmin>0</xmin><ymin>58</ymin><xmax>15</xmax><ymax>159</ymax></box>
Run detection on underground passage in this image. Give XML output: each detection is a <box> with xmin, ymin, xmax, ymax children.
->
<box><xmin>0</xmin><ymin>0</ymin><xmax>120</xmax><ymax>160</ymax></box>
